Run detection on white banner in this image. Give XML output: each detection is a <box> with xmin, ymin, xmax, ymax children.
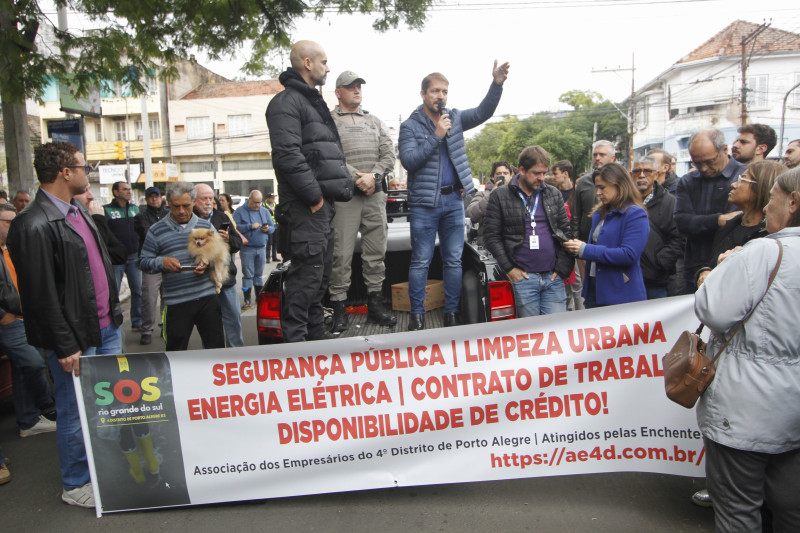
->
<box><xmin>98</xmin><ymin>164</ymin><xmax>127</xmax><ymax>185</ymax></box>
<box><xmin>77</xmin><ymin>295</ymin><xmax>705</xmax><ymax>514</ymax></box>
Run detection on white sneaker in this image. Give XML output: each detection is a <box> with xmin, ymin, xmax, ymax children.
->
<box><xmin>62</xmin><ymin>483</ymin><xmax>95</xmax><ymax>508</ymax></box>
<box><xmin>19</xmin><ymin>415</ymin><xmax>57</xmax><ymax>437</ymax></box>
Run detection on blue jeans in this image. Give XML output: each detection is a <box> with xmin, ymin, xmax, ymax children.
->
<box><xmin>409</xmin><ymin>192</ymin><xmax>465</xmax><ymax>314</ymax></box>
<box><xmin>114</xmin><ymin>253</ymin><xmax>142</xmax><ymax>326</ymax></box>
<box><xmin>0</xmin><ymin>319</ymin><xmax>53</xmax><ymax>429</ymax></box>
<box><xmin>645</xmin><ymin>284</ymin><xmax>668</xmax><ymax>300</ymax></box>
<box><xmin>46</xmin><ymin>322</ymin><xmax>122</xmax><ymax>490</ymax></box>
<box><xmin>240</xmin><ymin>246</ymin><xmax>266</xmax><ymax>291</ymax></box>
<box><xmin>218</xmin><ymin>284</ymin><xmax>244</xmax><ymax>347</ymax></box>
<box><xmin>511</xmin><ymin>272</ymin><xmax>567</xmax><ymax>318</ymax></box>
<box><xmin>584</xmin><ymin>276</ymin><xmax>597</xmax><ymax>308</ymax></box>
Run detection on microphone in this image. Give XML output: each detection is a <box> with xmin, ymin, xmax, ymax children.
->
<box><xmin>439</xmin><ymin>104</ymin><xmax>451</xmax><ymax>137</ymax></box>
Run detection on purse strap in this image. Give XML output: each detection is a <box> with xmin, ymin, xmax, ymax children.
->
<box><xmin>708</xmin><ymin>239</ymin><xmax>783</xmax><ymax>364</ymax></box>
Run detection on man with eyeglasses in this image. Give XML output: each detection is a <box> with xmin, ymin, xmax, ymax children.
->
<box><xmin>674</xmin><ymin>128</ymin><xmax>745</xmax><ymax>294</ymax></box>
<box><xmin>633</xmin><ymin>157</ymin><xmax>683</xmax><ymax>299</ymax></box>
<box><xmin>483</xmin><ymin>146</ymin><xmax>573</xmax><ymax>318</ymax></box>
<box><xmin>7</xmin><ymin>141</ymin><xmax>123</xmax><ymax>508</ymax></box>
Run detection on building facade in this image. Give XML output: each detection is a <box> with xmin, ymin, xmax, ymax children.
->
<box><xmin>629</xmin><ymin>21</ymin><xmax>800</xmax><ymax>174</ymax></box>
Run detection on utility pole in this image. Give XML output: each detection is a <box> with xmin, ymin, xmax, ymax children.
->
<box><xmin>740</xmin><ymin>21</ymin><xmax>770</xmax><ymax>126</ymax></box>
<box><xmin>212</xmin><ymin>123</ymin><xmax>218</xmax><ymax>191</ymax></box>
<box><xmin>140</xmin><ymin>94</ymin><xmax>153</xmax><ymax>188</ymax></box>
<box><xmin>592</xmin><ymin>54</ymin><xmax>635</xmax><ymax>168</ymax></box>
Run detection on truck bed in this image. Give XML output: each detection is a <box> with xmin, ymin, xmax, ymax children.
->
<box><xmin>330</xmin><ymin>306</ymin><xmax>445</xmax><ymax>338</ymax></box>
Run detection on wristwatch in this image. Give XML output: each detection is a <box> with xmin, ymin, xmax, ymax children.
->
<box><xmin>373</xmin><ymin>173</ymin><xmax>382</xmax><ymax>182</ymax></box>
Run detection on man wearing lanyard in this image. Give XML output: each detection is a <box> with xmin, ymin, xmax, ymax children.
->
<box><xmin>483</xmin><ymin>146</ymin><xmax>573</xmax><ymax>317</ymax></box>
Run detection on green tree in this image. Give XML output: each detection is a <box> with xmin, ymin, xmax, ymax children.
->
<box><xmin>558</xmin><ymin>89</ymin><xmax>603</xmax><ymax>111</ymax></box>
<box><xmin>464</xmin><ymin>89</ymin><xmax>629</xmax><ymax>178</ymax></box>
<box><xmin>465</xmin><ymin>116</ymin><xmax>516</xmax><ymax>180</ymax></box>
<box><xmin>1</xmin><ymin>0</ymin><xmax>434</xmax><ymax>191</ymax></box>
<box><xmin>531</xmin><ymin>126</ymin><xmax>591</xmax><ymax>169</ymax></box>
<box><xmin>2</xmin><ymin>0</ymin><xmax>434</xmax><ymax>103</ymax></box>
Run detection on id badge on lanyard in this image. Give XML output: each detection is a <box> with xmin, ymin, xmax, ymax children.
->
<box><xmin>518</xmin><ymin>189</ymin><xmax>541</xmax><ymax>250</ymax></box>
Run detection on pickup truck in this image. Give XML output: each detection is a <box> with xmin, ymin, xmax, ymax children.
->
<box><xmin>256</xmin><ymin>190</ymin><xmax>517</xmax><ymax>344</ymax></box>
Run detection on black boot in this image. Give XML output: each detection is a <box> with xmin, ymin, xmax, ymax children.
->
<box><xmin>241</xmin><ymin>288</ymin><xmax>252</xmax><ymax>310</ymax></box>
<box><xmin>367</xmin><ymin>291</ymin><xmax>397</xmax><ymax>326</ymax></box>
<box><xmin>331</xmin><ymin>300</ymin><xmax>349</xmax><ymax>332</ymax></box>
<box><xmin>444</xmin><ymin>312</ymin><xmax>461</xmax><ymax>327</ymax></box>
<box><xmin>408</xmin><ymin>313</ymin><xmax>424</xmax><ymax>331</ymax></box>
<box><xmin>254</xmin><ymin>286</ymin><xmax>263</xmax><ymax>300</ymax></box>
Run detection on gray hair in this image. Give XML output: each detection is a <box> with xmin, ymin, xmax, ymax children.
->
<box><xmin>0</xmin><ymin>203</ymin><xmax>17</xmax><ymax>214</ymax></box>
<box><xmin>634</xmin><ymin>156</ymin><xmax>658</xmax><ymax>169</ymax></box>
<box><xmin>689</xmin><ymin>128</ymin><xmax>726</xmax><ymax>154</ymax></box>
<box><xmin>166</xmin><ymin>181</ymin><xmax>196</xmax><ymax>202</ymax></box>
<box><xmin>776</xmin><ymin>167</ymin><xmax>800</xmax><ymax>228</ymax></box>
<box><xmin>592</xmin><ymin>140</ymin><xmax>615</xmax><ymax>153</ymax></box>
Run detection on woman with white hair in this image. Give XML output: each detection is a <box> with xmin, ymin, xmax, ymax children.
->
<box><xmin>694</xmin><ymin>166</ymin><xmax>800</xmax><ymax>532</ymax></box>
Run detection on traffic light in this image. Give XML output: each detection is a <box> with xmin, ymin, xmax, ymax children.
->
<box><xmin>114</xmin><ymin>141</ymin><xmax>125</xmax><ymax>160</ymax></box>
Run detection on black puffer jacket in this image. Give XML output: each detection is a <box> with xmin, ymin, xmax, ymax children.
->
<box><xmin>640</xmin><ymin>183</ymin><xmax>684</xmax><ymax>286</ymax></box>
<box><xmin>7</xmin><ymin>189</ymin><xmax>123</xmax><ymax>358</ymax></box>
<box><xmin>483</xmin><ymin>178</ymin><xmax>574</xmax><ymax>279</ymax></box>
<box><xmin>266</xmin><ymin>68</ymin><xmax>352</xmax><ymax>206</ymax></box>
<box><xmin>134</xmin><ymin>203</ymin><xmax>169</xmax><ymax>252</ymax></box>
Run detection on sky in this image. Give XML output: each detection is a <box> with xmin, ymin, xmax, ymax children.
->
<box><xmin>196</xmin><ymin>0</ymin><xmax>799</xmax><ymax>134</ymax></box>
<box><xmin>48</xmin><ymin>0</ymin><xmax>798</xmax><ymax>135</ymax></box>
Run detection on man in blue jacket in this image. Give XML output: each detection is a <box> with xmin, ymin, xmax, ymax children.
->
<box><xmin>398</xmin><ymin>60</ymin><xmax>510</xmax><ymax>331</ymax></box>
<box><xmin>233</xmin><ymin>190</ymin><xmax>274</xmax><ymax>310</ymax></box>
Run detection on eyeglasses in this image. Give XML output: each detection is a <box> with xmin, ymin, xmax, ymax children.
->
<box><xmin>737</xmin><ymin>174</ymin><xmax>756</xmax><ymax>185</ymax></box>
<box><xmin>68</xmin><ymin>165</ymin><xmax>91</xmax><ymax>174</ymax></box>
<box><xmin>691</xmin><ymin>156</ymin><xmax>720</xmax><ymax>169</ymax></box>
<box><xmin>631</xmin><ymin>168</ymin><xmax>654</xmax><ymax>176</ymax></box>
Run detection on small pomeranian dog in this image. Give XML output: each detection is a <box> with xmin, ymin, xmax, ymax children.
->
<box><xmin>187</xmin><ymin>228</ymin><xmax>230</xmax><ymax>293</ymax></box>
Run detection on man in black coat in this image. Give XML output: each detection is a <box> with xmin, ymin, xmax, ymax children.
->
<box><xmin>194</xmin><ymin>183</ymin><xmax>244</xmax><ymax>347</ymax></box>
<box><xmin>8</xmin><ymin>142</ymin><xmax>123</xmax><ymax>508</ymax></box>
<box><xmin>133</xmin><ymin>187</ymin><xmax>170</xmax><ymax>345</ymax></box>
<box><xmin>632</xmin><ymin>157</ymin><xmax>684</xmax><ymax>299</ymax></box>
<box><xmin>483</xmin><ymin>146</ymin><xmax>573</xmax><ymax>318</ymax></box>
<box><xmin>265</xmin><ymin>40</ymin><xmax>352</xmax><ymax>342</ymax></box>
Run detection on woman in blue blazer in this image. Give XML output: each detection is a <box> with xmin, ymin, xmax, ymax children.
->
<box><xmin>564</xmin><ymin>163</ymin><xmax>649</xmax><ymax>307</ymax></box>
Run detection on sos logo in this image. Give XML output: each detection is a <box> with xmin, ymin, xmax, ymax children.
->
<box><xmin>95</xmin><ymin>377</ymin><xmax>161</xmax><ymax>405</ymax></box>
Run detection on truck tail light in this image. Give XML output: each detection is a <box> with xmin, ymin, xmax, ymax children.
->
<box><xmin>257</xmin><ymin>291</ymin><xmax>283</xmax><ymax>338</ymax></box>
<box><xmin>488</xmin><ymin>281</ymin><xmax>516</xmax><ymax>321</ymax></box>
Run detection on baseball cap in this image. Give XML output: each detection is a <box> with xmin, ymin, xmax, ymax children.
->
<box><xmin>336</xmin><ymin>71</ymin><xmax>366</xmax><ymax>88</ymax></box>
<box><xmin>145</xmin><ymin>186</ymin><xmax>162</xmax><ymax>197</ymax></box>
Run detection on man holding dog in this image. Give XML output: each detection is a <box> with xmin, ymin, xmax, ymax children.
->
<box><xmin>139</xmin><ymin>181</ymin><xmax>225</xmax><ymax>351</ymax></box>
<box><xmin>194</xmin><ymin>183</ymin><xmax>244</xmax><ymax>347</ymax></box>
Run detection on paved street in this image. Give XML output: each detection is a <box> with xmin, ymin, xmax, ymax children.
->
<box><xmin>0</xmin><ymin>260</ymin><xmax>716</xmax><ymax>532</ymax></box>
